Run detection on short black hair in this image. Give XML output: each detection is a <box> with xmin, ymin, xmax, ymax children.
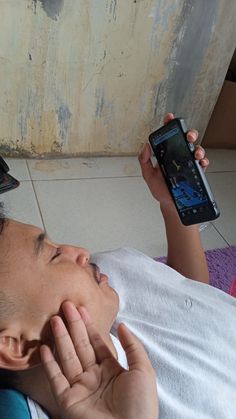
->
<box><xmin>0</xmin><ymin>202</ymin><xmax>7</xmax><ymax>234</ymax></box>
<box><xmin>0</xmin><ymin>201</ymin><xmax>17</xmax><ymax>389</ymax></box>
<box><xmin>0</xmin><ymin>369</ymin><xmax>20</xmax><ymax>389</ymax></box>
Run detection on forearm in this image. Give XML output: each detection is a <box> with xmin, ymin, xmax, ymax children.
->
<box><xmin>161</xmin><ymin>203</ymin><xmax>209</xmax><ymax>284</ymax></box>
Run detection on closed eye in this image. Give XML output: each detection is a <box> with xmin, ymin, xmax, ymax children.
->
<box><xmin>51</xmin><ymin>248</ymin><xmax>62</xmax><ymax>261</ymax></box>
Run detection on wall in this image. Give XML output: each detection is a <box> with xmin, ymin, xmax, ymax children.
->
<box><xmin>0</xmin><ymin>0</ymin><xmax>235</xmax><ymax>157</ymax></box>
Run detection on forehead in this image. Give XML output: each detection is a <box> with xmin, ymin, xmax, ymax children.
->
<box><xmin>0</xmin><ymin>221</ymin><xmax>44</xmax><ymax>297</ymax></box>
<box><xmin>3</xmin><ymin>219</ymin><xmax>41</xmax><ymax>239</ymax></box>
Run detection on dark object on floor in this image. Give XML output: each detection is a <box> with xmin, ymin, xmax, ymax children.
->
<box><xmin>0</xmin><ymin>156</ymin><xmax>20</xmax><ymax>194</ymax></box>
<box><xmin>156</xmin><ymin>246</ymin><xmax>236</xmax><ymax>296</ymax></box>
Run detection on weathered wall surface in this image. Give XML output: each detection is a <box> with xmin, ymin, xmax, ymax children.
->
<box><xmin>0</xmin><ymin>0</ymin><xmax>235</xmax><ymax>157</ymax></box>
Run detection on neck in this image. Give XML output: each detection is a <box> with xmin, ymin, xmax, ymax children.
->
<box><xmin>16</xmin><ymin>366</ymin><xmax>60</xmax><ymax>418</ymax></box>
<box><xmin>16</xmin><ymin>334</ymin><xmax>117</xmax><ymax>418</ymax></box>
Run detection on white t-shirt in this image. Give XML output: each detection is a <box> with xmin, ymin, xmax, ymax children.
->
<box><xmin>91</xmin><ymin>247</ymin><xmax>236</xmax><ymax>419</ymax></box>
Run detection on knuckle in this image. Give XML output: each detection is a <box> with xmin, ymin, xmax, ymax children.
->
<box><xmin>75</xmin><ymin>337</ymin><xmax>90</xmax><ymax>350</ymax></box>
<box><xmin>125</xmin><ymin>341</ymin><xmax>138</xmax><ymax>355</ymax></box>
<box><xmin>91</xmin><ymin>332</ymin><xmax>103</xmax><ymax>347</ymax></box>
<box><xmin>50</xmin><ymin>371</ymin><xmax>63</xmax><ymax>385</ymax></box>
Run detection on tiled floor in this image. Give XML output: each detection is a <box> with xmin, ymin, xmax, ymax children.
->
<box><xmin>2</xmin><ymin>149</ymin><xmax>236</xmax><ymax>257</ymax></box>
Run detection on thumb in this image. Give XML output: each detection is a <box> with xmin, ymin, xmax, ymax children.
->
<box><xmin>117</xmin><ymin>323</ymin><xmax>153</xmax><ymax>373</ymax></box>
<box><xmin>138</xmin><ymin>143</ymin><xmax>155</xmax><ymax>183</ymax></box>
<box><xmin>138</xmin><ymin>142</ymin><xmax>151</xmax><ymax>164</ymax></box>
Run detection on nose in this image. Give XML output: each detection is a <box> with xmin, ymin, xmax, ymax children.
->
<box><xmin>60</xmin><ymin>245</ymin><xmax>90</xmax><ymax>267</ymax></box>
<box><xmin>76</xmin><ymin>247</ymin><xmax>90</xmax><ymax>267</ymax></box>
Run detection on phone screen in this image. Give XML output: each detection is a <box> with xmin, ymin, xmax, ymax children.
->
<box><xmin>151</xmin><ymin>124</ymin><xmax>210</xmax><ymax>217</ymax></box>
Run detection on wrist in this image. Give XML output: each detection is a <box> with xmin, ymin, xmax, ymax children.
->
<box><xmin>160</xmin><ymin>202</ymin><xmax>178</xmax><ymax>218</ymax></box>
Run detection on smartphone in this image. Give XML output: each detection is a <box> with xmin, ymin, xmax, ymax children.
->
<box><xmin>149</xmin><ymin>118</ymin><xmax>220</xmax><ymax>226</ymax></box>
<box><xmin>0</xmin><ymin>156</ymin><xmax>20</xmax><ymax>194</ymax></box>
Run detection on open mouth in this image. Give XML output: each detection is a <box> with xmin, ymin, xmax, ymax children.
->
<box><xmin>94</xmin><ymin>265</ymin><xmax>101</xmax><ymax>284</ymax></box>
<box><xmin>90</xmin><ymin>263</ymin><xmax>101</xmax><ymax>284</ymax></box>
<box><xmin>90</xmin><ymin>263</ymin><xmax>108</xmax><ymax>285</ymax></box>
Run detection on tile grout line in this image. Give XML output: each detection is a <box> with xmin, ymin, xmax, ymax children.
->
<box><xmin>207</xmin><ymin>170</ymin><xmax>236</xmax><ymax>174</ymax></box>
<box><xmin>16</xmin><ymin>175</ymin><xmax>143</xmax><ymax>182</ymax></box>
<box><xmin>17</xmin><ymin>169</ymin><xmax>236</xmax><ymax>182</ymax></box>
<box><xmin>26</xmin><ymin>160</ymin><xmax>46</xmax><ymax>231</ymax></box>
<box><xmin>211</xmin><ymin>222</ymin><xmax>231</xmax><ymax>247</ymax></box>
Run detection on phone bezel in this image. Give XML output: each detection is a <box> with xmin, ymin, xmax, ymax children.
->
<box><xmin>149</xmin><ymin>118</ymin><xmax>220</xmax><ymax>225</ymax></box>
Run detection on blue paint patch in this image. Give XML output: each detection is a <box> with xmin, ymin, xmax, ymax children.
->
<box><xmin>18</xmin><ymin>89</ymin><xmax>38</xmax><ymax>140</ymax></box>
<box><xmin>19</xmin><ymin>113</ymin><xmax>28</xmax><ymax>140</ymax></box>
<box><xmin>165</xmin><ymin>0</ymin><xmax>220</xmax><ymax>114</ymax></box>
<box><xmin>35</xmin><ymin>0</ymin><xmax>64</xmax><ymax>21</ymax></box>
<box><xmin>56</xmin><ymin>104</ymin><xmax>72</xmax><ymax>142</ymax></box>
<box><xmin>95</xmin><ymin>89</ymin><xmax>105</xmax><ymax>117</ymax></box>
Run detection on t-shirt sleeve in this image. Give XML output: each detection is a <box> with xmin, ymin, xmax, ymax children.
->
<box><xmin>0</xmin><ymin>389</ymin><xmax>31</xmax><ymax>419</ymax></box>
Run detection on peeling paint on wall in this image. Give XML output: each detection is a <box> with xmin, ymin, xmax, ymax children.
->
<box><xmin>33</xmin><ymin>0</ymin><xmax>64</xmax><ymax>20</ymax></box>
<box><xmin>56</xmin><ymin>104</ymin><xmax>72</xmax><ymax>143</ymax></box>
<box><xmin>0</xmin><ymin>0</ymin><xmax>236</xmax><ymax>157</ymax></box>
<box><xmin>95</xmin><ymin>89</ymin><xmax>105</xmax><ymax>118</ymax></box>
<box><xmin>109</xmin><ymin>0</ymin><xmax>118</xmax><ymax>21</ymax></box>
<box><xmin>164</xmin><ymin>0</ymin><xmax>220</xmax><ymax>116</ymax></box>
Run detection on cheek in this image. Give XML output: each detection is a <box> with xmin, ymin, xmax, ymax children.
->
<box><xmin>48</xmin><ymin>266</ymin><xmax>97</xmax><ymax>306</ymax></box>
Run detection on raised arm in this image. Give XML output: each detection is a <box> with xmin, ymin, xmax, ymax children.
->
<box><xmin>139</xmin><ymin>113</ymin><xmax>209</xmax><ymax>284</ymax></box>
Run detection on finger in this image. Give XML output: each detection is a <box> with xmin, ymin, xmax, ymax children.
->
<box><xmin>138</xmin><ymin>143</ymin><xmax>156</xmax><ymax>183</ymax></box>
<box><xmin>194</xmin><ymin>145</ymin><xmax>205</xmax><ymax>161</ymax></box>
<box><xmin>117</xmin><ymin>323</ymin><xmax>154</xmax><ymax>374</ymax></box>
<box><xmin>187</xmin><ymin>129</ymin><xmax>199</xmax><ymax>143</ymax></box>
<box><xmin>50</xmin><ymin>315</ymin><xmax>83</xmax><ymax>384</ymax></box>
<box><xmin>62</xmin><ymin>301</ymin><xmax>96</xmax><ymax>370</ymax></box>
<box><xmin>79</xmin><ymin>306</ymin><xmax>114</xmax><ymax>363</ymax></box>
<box><xmin>40</xmin><ymin>344</ymin><xmax>70</xmax><ymax>399</ymax></box>
<box><xmin>138</xmin><ymin>142</ymin><xmax>152</xmax><ymax>164</ymax></box>
<box><xmin>163</xmin><ymin>113</ymin><xmax>174</xmax><ymax>125</ymax></box>
<box><xmin>199</xmin><ymin>157</ymin><xmax>209</xmax><ymax>171</ymax></box>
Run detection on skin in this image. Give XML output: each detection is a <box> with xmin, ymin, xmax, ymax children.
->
<box><xmin>0</xmin><ymin>113</ymin><xmax>209</xmax><ymax>418</ymax></box>
<box><xmin>41</xmin><ymin>301</ymin><xmax>158</xmax><ymax>419</ymax></box>
<box><xmin>0</xmin><ymin>220</ymin><xmax>119</xmax><ymax>370</ymax></box>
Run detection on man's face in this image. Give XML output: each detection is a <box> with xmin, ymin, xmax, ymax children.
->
<box><xmin>0</xmin><ymin>220</ymin><xmax>119</xmax><ymax>350</ymax></box>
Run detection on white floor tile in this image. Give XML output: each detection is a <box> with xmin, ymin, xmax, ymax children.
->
<box><xmin>2</xmin><ymin>155</ymin><xmax>235</xmax><ymax>256</ymax></box>
<box><xmin>33</xmin><ymin>177</ymin><xmax>167</xmax><ymax>257</ymax></box>
<box><xmin>199</xmin><ymin>223</ymin><xmax>228</xmax><ymax>250</ymax></box>
<box><xmin>4</xmin><ymin>158</ymin><xmax>31</xmax><ymax>180</ymax></box>
<box><xmin>207</xmin><ymin>172</ymin><xmax>236</xmax><ymax>245</ymax></box>
<box><xmin>1</xmin><ymin>181</ymin><xmax>43</xmax><ymax>228</ymax></box>
<box><xmin>206</xmin><ymin>149</ymin><xmax>236</xmax><ymax>173</ymax></box>
<box><xmin>33</xmin><ymin>176</ymin><xmax>229</xmax><ymax>258</ymax></box>
<box><xmin>27</xmin><ymin>157</ymin><xmax>141</xmax><ymax>181</ymax></box>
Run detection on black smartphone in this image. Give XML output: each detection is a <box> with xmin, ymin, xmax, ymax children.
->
<box><xmin>149</xmin><ymin>118</ymin><xmax>220</xmax><ymax>226</ymax></box>
<box><xmin>0</xmin><ymin>156</ymin><xmax>20</xmax><ymax>194</ymax></box>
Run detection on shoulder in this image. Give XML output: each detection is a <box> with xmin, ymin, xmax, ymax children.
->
<box><xmin>0</xmin><ymin>389</ymin><xmax>31</xmax><ymax>419</ymax></box>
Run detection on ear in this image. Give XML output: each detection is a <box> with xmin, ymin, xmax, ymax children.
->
<box><xmin>0</xmin><ymin>330</ymin><xmax>41</xmax><ymax>371</ymax></box>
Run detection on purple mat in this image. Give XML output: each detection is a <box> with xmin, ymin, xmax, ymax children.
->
<box><xmin>156</xmin><ymin>246</ymin><xmax>236</xmax><ymax>295</ymax></box>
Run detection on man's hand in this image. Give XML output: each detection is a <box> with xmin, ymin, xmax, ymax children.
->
<box><xmin>139</xmin><ymin>113</ymin><xmax>210</xmax><ymax>283</ymax></box>
<box><xmin>40</xmin><ymin>301</ymin><xmax>158</xmax><ymax>419</ymax></box>
<box><xmin>138</xmin><ymin>113</ymin><xmax>209</xmax><ymax>207</ymax></box>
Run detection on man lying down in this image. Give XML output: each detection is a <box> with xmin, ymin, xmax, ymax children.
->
<box><xmin>0</xmin><ymin>117</ymin><xmax>235</xmax><ymax>419</ymax></box>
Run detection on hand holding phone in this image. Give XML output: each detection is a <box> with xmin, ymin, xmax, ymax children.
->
<box><xmin>149</xmin><ymin>118</ymin><xmax>220</xmax><ymax>226</ymax></box>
